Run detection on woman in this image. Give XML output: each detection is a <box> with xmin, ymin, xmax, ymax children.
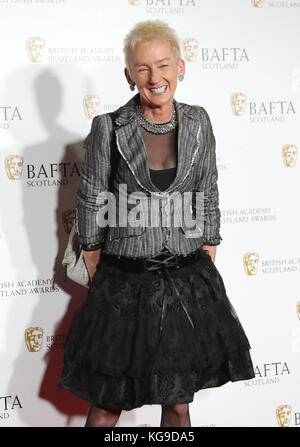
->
<box><xmin>58</xmin><ymin>20</ymin><xmax>255</xmax><ymax>427</ymax></box>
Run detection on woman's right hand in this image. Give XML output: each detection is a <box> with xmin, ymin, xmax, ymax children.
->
<box><xmin>83</xmin><ymin>249</ymin><xmax>101</xmax><ymax>282</ymax></box>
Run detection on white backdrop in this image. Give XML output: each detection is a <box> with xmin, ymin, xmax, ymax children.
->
<box><xmin>0</xmin><ymin>0</ymin><xmax>300</xmax><ymax>428</ymax></box>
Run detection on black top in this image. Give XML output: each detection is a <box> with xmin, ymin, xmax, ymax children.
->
<box><xmin>149</xmin><ymin>167</ymin><xmax>177</xmax><ymax>192</ymax></box>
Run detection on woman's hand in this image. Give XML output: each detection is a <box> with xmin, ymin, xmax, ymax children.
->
<box><xmin>202</xmin><ymin>245</ymin><xmax>216</xmax><ymax>263</ymax></box>
<box><xmin>83</xmin><ymin>249</ymin><xmax>101</xmax><ymax>282</ymax></box>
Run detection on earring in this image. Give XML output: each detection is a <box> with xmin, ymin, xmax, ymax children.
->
<box><xmin>130</xmin><ymin>84</ymin><xmax>135</xmax><ymax>91</ymax></box>
<box><xmin>178</xmin><ymin>74</ymin><xmax>184</xmax><ymax>82</ymax></box>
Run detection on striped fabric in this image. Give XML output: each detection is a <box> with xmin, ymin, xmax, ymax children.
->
<box><xmin>75</xmin><ymin>93</ymin><xmax>222</xmax><ymax>257</ymax></box>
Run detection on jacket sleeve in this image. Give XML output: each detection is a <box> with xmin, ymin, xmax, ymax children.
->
<box><xmin>198</xmin><ymin>107</ymin><xmax>223</xmax><ymax>246</ymax></box>
<box><xmin>75</xmin><ymin>114</ymin><xmax>112</xmax><ymax>251</ymax></box>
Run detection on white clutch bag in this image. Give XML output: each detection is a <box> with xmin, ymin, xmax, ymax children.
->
<box><xmin>62</xmin><ymin>223</ymin><xmax>90</xmax><ymax>288</ymax></box>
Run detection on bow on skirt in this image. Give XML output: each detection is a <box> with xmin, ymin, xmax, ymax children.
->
<box><xmin>143</xmin><ymin>251</ymin><xmax>195</xmax><ymax>341</ymax></box>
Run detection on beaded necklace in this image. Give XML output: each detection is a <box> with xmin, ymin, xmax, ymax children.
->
<box><xmin>136</xmin><ymin>105</ymin><xmax>178</xmax><ymax>134</ymax></box>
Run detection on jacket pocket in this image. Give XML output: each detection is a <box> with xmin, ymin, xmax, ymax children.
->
<box><xmin>180</xmin><ymin>221</ymin><xmax>204</xmax><ymax>239</ymax></box>
<box><xmin>108</xmin><ymin>225</ymin><xmax>146</xmax><ymax>241</ymax></box>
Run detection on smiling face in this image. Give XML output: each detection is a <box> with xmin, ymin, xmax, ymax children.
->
<box><xmin>125</xmin><ymin>39</ymin><xmax>185</xmax><ymax>111</ymax></box>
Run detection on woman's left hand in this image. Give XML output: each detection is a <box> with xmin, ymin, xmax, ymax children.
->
<box><xmin>202</xmin><ymin>245</ymin><xmax>216</xmax><ymax>264</ymax></box>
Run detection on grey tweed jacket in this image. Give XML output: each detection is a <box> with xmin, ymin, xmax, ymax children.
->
<box><xmin>75</xmin><ymin>93</ymin><xmax>222</xmax><ymax>258</ymax></box>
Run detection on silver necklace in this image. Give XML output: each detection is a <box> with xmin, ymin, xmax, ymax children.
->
<box><xmin>136</xmin><ymin>105</ymin><xmax>178</xmax><ymax>134</ymax></box>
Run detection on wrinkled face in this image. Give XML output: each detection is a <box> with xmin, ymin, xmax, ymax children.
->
<box><xmin>125</xmin><ymin>39</ymin><xmax>185</xmax><ymax>110</ymax></box>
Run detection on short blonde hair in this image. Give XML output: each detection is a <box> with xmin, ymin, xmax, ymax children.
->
<box><xmin>123</xmin><ymin>20</ymin><xmax>182</xmax><ymax>73</ymax></box>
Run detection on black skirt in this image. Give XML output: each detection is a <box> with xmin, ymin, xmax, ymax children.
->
<box><xmin>58</xmin><ymin>248</ymin><xmax>255</xmax><ymax>411</ymax></box>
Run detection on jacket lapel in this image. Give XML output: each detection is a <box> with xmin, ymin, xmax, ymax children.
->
<box><xmin>171</xmin><ymin>101</ymin><xmax>204</xmax><ymax>192</ymax></box>
<box><xmin>114</xmin><ymin>98</ymin><xmax>155</xmax><ymax>193</ymax></box>
<box><xmin>113</xmin><ymin>94</ymin><xmax>205</xmax><ymax>194</ymax></box>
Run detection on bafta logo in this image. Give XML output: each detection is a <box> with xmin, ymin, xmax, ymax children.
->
<box><xmin>129</xmin><ymin>0</ymin><xmax>141</xmax><ymax>4</ymax></box>
<box><xmin>182</xmin><ymin>38</ymin><xmax>199</xmax><ymax>62</ymax></box>
<box><xmin>282</xmin><ymin>144</ymin><xmax>297</xmax><ymax>167</ymax></box>
<box><xmin>83</xmin><ymin>95</ymin><xmax>101</xmax><ymax>119</ymax></box>
<box><xmin>297</xmin><ymin>302</ymin><xmax>300</xmax><ymax>320</ymax></box>
<box><xmin>243</xmin><ymin>252</ymin><xmax>259</xmax><ymax>276</ymax></box>
<box><xmin>276</xmin><ymin>405</ymin><xmax>292</xmax><ymax>427</ymax></box>
<box><xmin>251</xmin><ymin>0</ymin><xmax>265</xmax><ymax>7</ymax></box>
<box><xmin>26</xmin><ymin>37</ymin><xmax>45</xmax><ymax>63</ymax></box>
<box><xmin>25</xmin><ymin>327</ymin><xmax>44</xmax><ymax>352</ymax></box>
<box><xmin>63</xmin><ymin>209</ymin><xmax>76</xmax><ymax>234</ymax></box>
<box><xmin>4</xmin><ymin>155</ymin><xmax>24</xmax><ymax>180</ymax></box>
<box><xmin>231</xmin><ymin>92</ymin><xmax>247</xmax><ymax>116</ymax></box>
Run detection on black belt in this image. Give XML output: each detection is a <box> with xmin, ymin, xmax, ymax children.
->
<box><xmin>101</xmin><ymin>248</ymin><xmax>208</xmax><ymax>340</ymax></box>
<box><xmin>101</xmin><ymin>247</ymin><xmax>206</xmax><ymax>274</ymax></box>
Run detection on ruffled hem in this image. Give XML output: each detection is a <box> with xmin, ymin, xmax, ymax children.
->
<box><xmin>59</xmin><ymin>300</ymin><xmax>252</xmax><ymax>379</ymax></box>
<box><xmin>58</xmin><ymin>353</ymin><xmax>254</xmax><ymax>411</ymax></box>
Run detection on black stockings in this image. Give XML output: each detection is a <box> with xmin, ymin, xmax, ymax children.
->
<box><xmin>84</xmin><ymin>404</ymin><xmax>122</xmax><ymax>427</ymax></box>
<box><xmin>160</xmin><ymin>403</ymin><xmax>191</xmax><ymax>427</ymax></box>
<box><xmin>84</xmin><ymin>403</ymin><xmax>191</xmax><ymax>427</ymax></box>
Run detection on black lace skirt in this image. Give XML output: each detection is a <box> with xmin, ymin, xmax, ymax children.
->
<box><xmin>58</xmin><ymin>248</ymin><xmax>255</xmax><ymax>411</ymax></box>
